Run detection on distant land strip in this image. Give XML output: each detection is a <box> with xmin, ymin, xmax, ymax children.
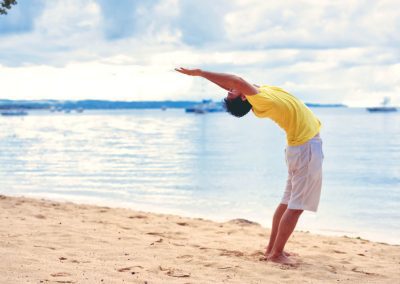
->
<box><xmin>0</xmin><ymin>99</ymin><xmax>346</xmax><ymax>110</ymax></box>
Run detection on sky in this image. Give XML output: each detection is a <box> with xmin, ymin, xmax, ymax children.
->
<box><xmin>0</xmin><ymin>0</ymin><xmax>399</xmax><ymax>106</ymax></box>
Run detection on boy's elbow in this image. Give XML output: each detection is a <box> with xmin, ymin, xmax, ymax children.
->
<box><xmin>232</xmin><ymin>76</ymin><xmax>257</xmax><ymax>95</ymax></box>
<box><xmin>232</xmin><ymin>76</ymin><xmax>245</xmax><ymax>88</ymax></box>
<box><xmin>232</xmin><ymin>76</ymin><xmax>249</xmax><ymax>91</ymax></box>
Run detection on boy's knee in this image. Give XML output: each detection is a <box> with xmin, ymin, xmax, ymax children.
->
<box><xmin>287</xmin><ymin>209</ymin><xmax>303</xmax><ymax>216</ymax></box>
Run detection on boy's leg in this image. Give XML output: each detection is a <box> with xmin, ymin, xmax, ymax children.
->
<box><xmin>268</xmin><ymin>208</ymin><xmax>303</xmax><ymax>265</ymax></box>
<box><xmin>265</xmin><ymin>203</ymin><xmax>287</xmax><ymax>256</ymax></box>
<box><xmin>267</xmin><ymin>166</ymin><xmax>293</xmax><ymax>256</ymax></box>
<box><xmin>265</xmin><ymin>134</ymin><xmax>322</xmax><ymax>265</ymax></box>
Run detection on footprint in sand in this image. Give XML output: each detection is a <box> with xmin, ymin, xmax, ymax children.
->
<box><xmin>159</xmin><ymin>266</ymin><xmax>190</xmax><ymax>278</ymax></box>
<box><xmin>34</xmin><ymin>214</ymin><xmax>46</xmax><ymax>219</ymax></box>
<box><xmin>50</xmin><ymin>272</ymin><xmax>71</xmax><ymax>277</ymax></box>
<box><xmin>128</xmin><ymin>215</ymin><xmax>147</xmax><ymax>219</ymax></box>
<box><xmin>250</xmin><ymin>251</ymin><xmax>265</xmax><ymax>261</ymax></box>
<box><xmin>339</xmin><ymin>260</ymin><xmax>351</xmax><ymax>264</ymax></box>
<box><xmin>98</xmin><ymin>209</ymin><xmax>109</xmax><ymax>213</ymax></box>
<box><xmin>228</xmin><ymin>219</ymin><xmax>260</xmax><ymax>226</ymax></box>
<box><xmin>217</xmin><ymin>266</ymin><xmax>240</xmax><ymax>270</ymax></box>
<box><xmin>176</xmin><ymin>255</ymin><xmax>193</xmax><ymax>259</ymax></box>
<box><xmin>323</xmin><ymin>241</ymin><xmax>337</xmax><ymax>245</ymax></box>
<box><xmin>278</xmin><ymin>264</ymin><xmax>297</xmax><ymax>270</ymax></box>
<box><xmin>327</xmin><ymin>265</ymin><xmax>337</xmax><ymax>274</ymax></box>
<box><xmin>351</xmin><ymin>267</ymin><xmax>380</xmax><ymax>276</ymax></box>
<box><xmin>218</xmin><ymin>249</ymin><xmax>244</xmax><ymax>257</ymax></box>
<box><xmin>250</xmin><ymin>251</ymin><xmax>264</xmax><ymax>257</ymax></box>
<box><xmin>150</xmin><ymin>238</ymin><xmax>163</xmax><ymax>245</ymax></box>
<box><xmin>176</xmin><ymin>255</ymin><xmax>193</xmax><ymax>263</ymax></box>
<box><xmin>118</xmin><ymin>225</ymin><xmax>132</xmax><ymax>230</ymax></box>
<box><xmin>117</xmin><ymin>265</ymin><xmax>144</xmax><ymax>275</ymax></box>
<box><xmin>34</xmin><ymin>245</ymin><xmax>56</xmax><ymax>250</ymax></box>
<box><xmin>146</xmin><ymin>232</ymin><xmax>165</xmax><ymax>238</ymax></box>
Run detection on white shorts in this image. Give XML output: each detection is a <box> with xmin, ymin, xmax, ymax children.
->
<box><xmin>281</xmin><ymin>134</ymin><xmax>324</xmax><ymax>212</ymax></box>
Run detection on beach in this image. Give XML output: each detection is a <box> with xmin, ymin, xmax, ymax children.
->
<box><xmin>2</xmin><ymin>109</ymin><xmax>400</xmax><ymax>244</ymax></box>
<box><xmin>1</xmin><ymin>195</ymin><xmax>399</xmax><ymax>283</ymax></box>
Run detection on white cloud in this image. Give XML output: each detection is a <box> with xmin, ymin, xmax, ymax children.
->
<box><xmin>36</xmin><ymin>0</ymin><xmax>100</xmax><ymax>36</ymax></box>
<box><xmin>225</xmin><ymin>0</ymin><xmax>400</xmax><ymax>48</ymax></box>
<box><xmin>0</xmin><ymin>62</ymin><xmax>191</xmax><ymax>101</ymax></box>
<box><xmin>0</xmin><ymin>0</ymin><xmax>399</xmax><ymax>106</ymax></box>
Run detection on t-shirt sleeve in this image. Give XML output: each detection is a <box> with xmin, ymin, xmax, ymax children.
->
<box><xmin>246</xmin><ymin>92</ymin><xmax>274</xmax><ymax>112</ymax></box>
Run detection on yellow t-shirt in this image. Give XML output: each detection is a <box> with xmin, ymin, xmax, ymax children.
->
<box><xmin>246</xmin><ymin>85</ymin><xmax>321</xmax><ymax>146</ymax></box>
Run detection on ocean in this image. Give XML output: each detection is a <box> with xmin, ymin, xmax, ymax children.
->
<box><xmin>1</xmin><ymin>108</ymin><xmax>399</xmax><ymax>244</ymax></box>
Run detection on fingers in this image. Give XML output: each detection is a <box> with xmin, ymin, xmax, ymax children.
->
<box><xmin>175</xmin><ymin>67</ymin><xmax>201</xmax><ymax>77</ymax></box>
<box><xmin>175</xmin><ymin>67</ymin><xmax>186</xmax><ymax>74</ymax></box>
<box><xmin>175</xmin><ymin>67</ymin><xmax>194</xmax><ymax>76</ymax></box>
<box><xmin>175</xmin><ymin>67</ymin><xmax>189</xmax><ymax>73</ymax></box>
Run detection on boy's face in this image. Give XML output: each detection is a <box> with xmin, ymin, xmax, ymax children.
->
<box><xmin>227</xmin><ymin>89</ymin><xmax>247</xmax><ymax>101</ymax></box>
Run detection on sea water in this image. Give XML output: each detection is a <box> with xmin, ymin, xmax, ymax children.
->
<box><xmin>1</xmin><ymin>108</ymin><xmax>399</xmax><ymax>244</ymax></box>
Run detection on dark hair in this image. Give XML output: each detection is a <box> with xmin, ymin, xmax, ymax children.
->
<box><xmin>223</xmin><ymin>96</ymin><xmax>252</xmax><ymax>117</ymax></box>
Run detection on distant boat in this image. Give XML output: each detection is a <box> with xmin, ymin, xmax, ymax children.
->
<box><xmin>1</xmin><ymin>109</ymin><xmax>28</xmax><ymax>116</ymax></box>
<box><xmin>367</xmin><ymin>107</ymin><xmax>397</xmax><ymax>112</ymax></box>
<box><xmin>367</xmin><ymin>97</ymin><xmax>397</xmax><ymax>112</ymax></box>
<box><xmin>185</xmin><ymin>99</ymin><xmax>224</xmax><ymax>114</ymax></box>
<box><xmin>50</xmin><ymin>106</ymin><xmax>63</xmax><ymax>112</ymax></box>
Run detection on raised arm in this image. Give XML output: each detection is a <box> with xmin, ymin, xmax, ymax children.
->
<box><xmin>175</xmin><ymin>67</ymin><xmax>258</xmax><ymax>96</ymax></box>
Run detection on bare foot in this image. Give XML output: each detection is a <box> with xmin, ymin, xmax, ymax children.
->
<box><xmin>264</xmin><ymin>249</ymin><xmax>298</xmax><ymax>258</ymax></box>
<box><xmin>267</xmin><ymin>253</ymin><xmax>298</xmax><ymax>266</ymax></box>
<box><xmin>282</xmin><ymin>251</ymin><xmax>298</xmax><ymax>257</ymax></box>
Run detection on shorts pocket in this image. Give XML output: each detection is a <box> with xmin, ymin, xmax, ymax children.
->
<box><xmin>310</xmin><ymin>142</ymin><xmax>323</xmax><ymax>169</ymax></box>
<box><xmin>286</xmin><ymin>144</ymin><xmax>308</xmax><ymax>174</ymax></box>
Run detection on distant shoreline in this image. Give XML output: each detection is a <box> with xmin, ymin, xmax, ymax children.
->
<box><xmin>0</xmin><ymin>99</ymin><xmax>347</xmax><ymax>110</ymax></box>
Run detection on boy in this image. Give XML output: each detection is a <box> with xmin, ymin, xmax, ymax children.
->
<box><xmin>175</xmin><ymin>67</ymin><xmax>323</xmax><ymax>265</ymax></box>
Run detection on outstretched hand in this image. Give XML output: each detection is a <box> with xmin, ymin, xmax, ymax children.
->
<box><xmin>175</xmin><ymin>67</ymin><xmax>202</xmax><ymax>76</ymax></box>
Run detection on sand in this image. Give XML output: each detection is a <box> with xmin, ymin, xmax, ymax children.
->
<box><xmin>1</xmin><ymin>195</ymin><xmax>399</xmax><ymax>283</ymax></box>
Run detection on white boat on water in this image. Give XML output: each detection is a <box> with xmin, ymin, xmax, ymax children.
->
<box><xmin>367</xmin><ymin>97</ymin><xmax>397</xmax><ymax>112</ymax></box>
<box><xmin>1</xmin><ymin>109</ymin><xmax>28</xmax><ymax>116</ymax></box>
<box><xmin>185</xmin><ymin>99</ymin><xmax>224</xmax><ymax>114</ymax></box>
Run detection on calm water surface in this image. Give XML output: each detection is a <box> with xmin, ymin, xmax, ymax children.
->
<box><xmin>1</xmin><ymin>108</ymin><xmax>399</xmax><ymax>244</ymax></box>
